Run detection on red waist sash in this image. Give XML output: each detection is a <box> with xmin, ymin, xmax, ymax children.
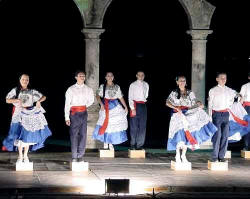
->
<box><xmin>99</xmin><ymin>99</ymin><xmax>117</xmax><ymax>135</ymax></box>
<box><xmin>243</xmin><ymin>101</ymin><xmax>250</xmax><ymax>107</ymax></box>
<box><xmin>130</xmin><ymin>100</ymin><xmax>145</xmax><ymax>117</ymax></box>
<box><xmin>212</xmin><ymin>109</ymin><xmax>228</xmax><ymax>113</ymax></box>
<box><xmin>173</xmin><ymin>106</ymin><xmax>188</xmax><ymax>113</ymax></box>
<box><xmin>213</xmin><ymin>109</ymin><xmax>248</xmax><ymax>127</ymax></box>
<box><xmin>12</xmin><ymin>106</ymin><xmax>15</xmax><ymax>115</ymax></box>
<box><xmin>185</xmin><ymin>130</ymin><xmax>197</xmax><ymax>150</ymax></box>
<box><xmin>70</xmin><ymin>106</ymin><xmax>86</xmax><ymax>115</ymax></box>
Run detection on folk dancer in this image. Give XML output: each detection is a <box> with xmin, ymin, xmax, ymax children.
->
<box><xmin>92</xmin><ymin>72</ymin><xmax>128</xmax><ymax>150</ymax></box>
<box><xmin>65</xmin><ymin>70</ymin><xmax>94</xmax><ymax>162</ymax></box>
<box><xmin>128</xmin><ymin>71</ymin><xmax>149</xmax><ymax>150</ymax></box>
<box><xmin>3</xmin><ymin>74</ymin><xmax>52</xmax><ymax>163</ymax></box>
<box><xmin>166</xmin><ymin>76</ymin><xmax>217</xmax><ymax>163</ymax></box>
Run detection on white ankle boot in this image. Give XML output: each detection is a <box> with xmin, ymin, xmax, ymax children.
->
<box><xmin>109</xmin><ymin>144</ymin><xmax>114</xmax><ymax>150</ymax></box>
<box><xmin>175</xmin><ymin>154</ymin><xmax>181</xmax><ymax>163</ymax></box>
<box><xmin>181</xmin><ymin>147</ymin><xmax>189</xmax><ymax>163</ymax></box>
<box><xmin>175</xmin><ymin>148</ymin><xmax>181</xmax><ymax>163</ymax></box>
<box><xmin>181</xmin><ymin>154</ymin><xmax>189</xmax><ymax>163</ymax></box>
<box><xmin>104</xmin><ymin>143</ymin><xmax>109</xmax><ymax>149</ymax></box>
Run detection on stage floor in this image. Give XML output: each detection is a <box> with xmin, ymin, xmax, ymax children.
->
<box><xmin>0</xmin><ymin>149</ymin><xmax>250</xmax><ymax>198</ymax></box>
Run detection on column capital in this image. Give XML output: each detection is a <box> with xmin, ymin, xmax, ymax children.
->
<box><xmin>82</xmin><ymin>28</ymin><xmax>105</xmax><ymax>39</ymax></box>
<box><xmin>187</xmin><ymin>29</ymin><xmax>213</xmax><ymax>40</ymax></box>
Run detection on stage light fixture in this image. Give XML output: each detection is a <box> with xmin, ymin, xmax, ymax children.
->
<box><xmin>105</xmin><ymin>179</ymin><xmax>129</xmax><ymax>194</ymax></box>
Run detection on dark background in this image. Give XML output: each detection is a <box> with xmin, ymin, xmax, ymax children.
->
<box><xmin>0</xmin><ymin>0</ymin><xmax>249</xmax><ymax>150</ymax></box>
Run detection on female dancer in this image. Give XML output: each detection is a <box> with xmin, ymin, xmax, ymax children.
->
<box><xmin>166</xmin><ymin>75</ymin><xmax>217</xmax><ymax>163</ymax></box>
<box><xmin>3</xmin><ymin>74</ymin><xmax>52</xmax><ymax>163</ymax></box>
<box><xmin>92</xmin><ymin>72</ymin><xmax>128</xmax><ymax>150</ymax></box>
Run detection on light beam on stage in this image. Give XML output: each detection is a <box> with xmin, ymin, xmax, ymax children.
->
<box><xmin>129</xmin><ymin>180</ymin><xmax>154</xmax><ymax>195</ymax></box>
<box><xmin>71</xmin><ymin>178</ymin><xmax>105</xmax><ymax>194</ymax></box>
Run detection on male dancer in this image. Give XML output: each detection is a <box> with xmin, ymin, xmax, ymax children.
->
<box><xmin>208</xmin><ymin>72</ymin><xmax>237</xmax><ymax>162</ymax></box>
<box><xmin>128</xmin><ymin>71</ymin><xmax>149</xmax><ymax>150</ymax></box>
<box><xmin>65</xmin><ymin>71</ymin><xmax>94</xmax><ymax>162</ymax></box>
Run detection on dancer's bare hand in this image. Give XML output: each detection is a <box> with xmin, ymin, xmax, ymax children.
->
<box><xmin>36</xmin><ymin>101</ymin><xmax>41</xmax><ymax>108</ymax></box>
<box><xmin>176</xmin><ymin>108</ymin><xmax>182</xmax><ymax>113</ymax></box>
<box><xmin>14</xmin><ymin>99</ymin><xmax>22</xmax><ymax>106</ymax></box>
<box><xmin>197</xmin><ymin>101</ymin><xmax>204</xmax><ymax>109</ymax></box>
<box><xmin>66</xmin><ymin>120</ymin><xmax>70</xmax><ymax>126</ymax></box>
<box><xmin>124</xmin><ymin>107</ymin><xmax>128</xmax><ymax>114</ymax></box>
<box><xmin>100</xmin><ymin>104</ymin><xmax>105</xmax><ymax>111</ymax></box>
<box><xmin>131</xmin><ymin>109</ymin><xmax>136</xmax><ymax>116</ymax></box>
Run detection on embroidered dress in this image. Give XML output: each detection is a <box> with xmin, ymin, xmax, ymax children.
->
<box><xmin>227</xmin><ymin>102</ymin><xmax>250</xmax><ymax>142</ymax></box>
<box><xmin>3</xmin><ymin>88</ymin><xmax>52</xmax><ymax>151</ymax></box>
<box><xmin>167</xmin><ymin>90</ymin><xmax>217</xmax><ymax>150</ymax></box>
<box><xmin>92</xmin><ymin>84</ymin><xmax>128</xmax><ymax>144</ymax></box>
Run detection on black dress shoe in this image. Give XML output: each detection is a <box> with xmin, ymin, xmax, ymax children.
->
<box><xmin>72</xmin><ymin>158</ymin><xmax>77</xmax><ymax>162</ymax></box>
<box><xmin>136</xmin><ymin>147</ymin><xmax>144</xmax><ymax>150</ymax></box>
<box><xmin>130</xmin><ymin>146</ymin><xmax>136</xmax><ymax>150</ymax></box>
<box><xmin>210</xmin><ymin>159</ymin><xmax>219</xmax><ymax>163</ymax></box>
<box><xmin>78</xmin><ymin>157</ymin><xmax>84</xmax><ymax>162</ymax></box>
<box><xmin>219</xmin><ymin>158</ymin><xmax>228</xmax><ymax>162</ymax></box>
<box><xmin>243</xmin><ymin>147</ymin><xmax>249</xmax><ymax>151</ymax></box>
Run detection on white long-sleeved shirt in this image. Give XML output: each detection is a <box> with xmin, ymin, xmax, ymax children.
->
<box><xmin>128</xmin><ymin>80</ymin><xmax>149</xmax><ymax>110</ymax></box>
<box><xmin>208</xmin><ymin>85</ymin><xmax>237</xmax><ymax>117</ymax></box>
<box><xmin>64</xmin><ymin>83</ymin><xmax>94</xmax><ymax>121</ymax></box>
<box><xmin>240</xmin><ymin>82</ymin><xmax>250</xmax><ymax>102</ymax></box>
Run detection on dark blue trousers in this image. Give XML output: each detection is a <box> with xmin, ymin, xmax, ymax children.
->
<box><xmin>243</xmin><ymin>106</ymin><xmax>250</xmax><ymax>148</ymax></box>
<box><xmin>211</xmin><ymin>111</ymin><xmax>229</xmax><ymax>160</ymax></box>
<box><xmin>130</xmin><ymin>104</ymin><xmax>147</xmax><ymax>148</ymax></box>
<box><xmin>69</xmin><ymin>111</ymin><xmax>88</xmax><ymax>159</ymax></box>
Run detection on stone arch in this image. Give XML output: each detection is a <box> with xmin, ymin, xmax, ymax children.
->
<box><xmin>74</xmin><ymin>0</ymin><xmax>215</xmax><ymax>30</ymax></box>
<box><xmin>98</xmin><ymin>0</ymin><xmax>113</xmax><ymax>28</ymax></box>
<box><xmin>178</xmin><ymin>0</ymin><xmax>215</xmax><ymax>30</ymax></box>
<box><xmin>100</xmin><ymin>0</ymin><xmax>215</xmax><ymax>30</ymax></box>
<box><xmin>72</xmin><ymin>0</ymin><xmax>86</xmax><ymax>27</ymax></box>
<box><xmin>178</xmin><ymin>0</ymin><xmax>193</xmax><ymax>29</ymax></box>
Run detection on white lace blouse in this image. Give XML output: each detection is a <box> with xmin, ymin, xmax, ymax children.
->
<box><xmin>167</xmin><ymin>90</ymin><xmax>196</xmax><ymax>107</ymax></box>
<box><xmin>97</xmin><ymin>84</ymin><xmax>123</xmax><ymax>99</ymax></box>
<box><xmin>6</xmin><ymin>88</ymin><xmax>43</xmax><ymax>107</ymax></box>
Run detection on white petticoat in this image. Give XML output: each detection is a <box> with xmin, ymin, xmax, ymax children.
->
<box><xmin>96</xmin><ymin>104</ymin><xmax>128</xmax><ymax>133</ymax></box>
<box><xmin>168</xmin><ymin>107</ymin><xmax>212</xmax><ymax>139</ymax></box>
<box><xmin>12</xmin><ymin>106</ymin><xmax>48</xmax><ymax>132</ymax></box>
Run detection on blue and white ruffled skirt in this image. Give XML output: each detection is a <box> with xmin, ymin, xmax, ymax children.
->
<box><xmin>167</xmin><ymin>107</ymin><xmax>217</xmax><ymax>151</ymax></box>
<box><xmin>92</xmin><ymin>99</ymin><xmax>128</xmax><ymax>144</ymax></box>
<box><xmin>3</xmin><ymin>106</ymin><xmax>52</xmax><ymax>151</ymax></box>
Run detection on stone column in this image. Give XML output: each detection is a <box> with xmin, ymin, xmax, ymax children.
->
<box><xmin>82</xmin><ymin>28</ymin><xmax>105</xmax><ymax>149</ymax></box>
<box><xmin>187</xmin><ymin>30</ymin><xmax>213</xmax><ymax>149</ymax></box>
<box><xmin>187</xmin><ymin>29</ymin><xmax>213</xmax><ymax>105</ymax></box>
